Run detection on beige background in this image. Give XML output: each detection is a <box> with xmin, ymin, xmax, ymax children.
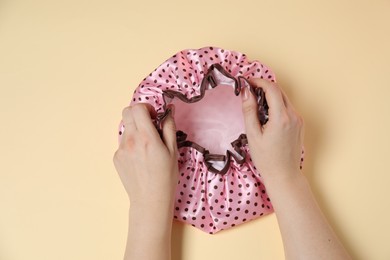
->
<box><xmin>1</xmin><ymin>0</ymin><xmax>389</xmax><ymax>259</ymax></box>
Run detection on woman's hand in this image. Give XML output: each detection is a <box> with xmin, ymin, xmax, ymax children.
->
<box><xmin>241</xmin><ymin>78</ymin><xmax>304</xmax><ymax>181</ymax></box>
<box><xmin>241</xmin><ymin>79</ymin><xmax>351</xmax><ymax>260</ymax></box>
<box><xmin>112</xmin><ymin>103</ymin><xmax>178</xmax><ymax>260</ymax></box>
<box><xmin>113</xmin><ymin>103</ymin><xmax>178</xmax><ymax>207</ymax></box>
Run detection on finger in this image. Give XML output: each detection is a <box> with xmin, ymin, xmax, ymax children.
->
<box><xmin>131</xmin><ymin>103</ymin><xmax>159</xmax><ymax>136</ymax></box>
<box><xmin>248</xmin><ymin>78</ymin><xmax>286</xmax><ymax>119</ymax></box>
<box><xmin>277</xmin><ymin>85</ymin><xmax>297</xmax><ymax>113</ymax></box>
<box><xmin>120</xmin><ymin>106</ymin><xmax>137</xmax><ymax>148</ymax></box>
<box><xmin>121</xmin><ymin>106</ymin><xmax>137</xmax><ymax>134</ymax></box>
<box><xmin>161</xmin><ymin>105</ymin><xmax>177</xmax><ymax>155</ymax></box>
<box><xmin>278</xmin><ymin>87</ymin><xmax>304</xmax><ymax>126</ymax></box>
<box><xmin>241</xmin><ymin>84</ymin><xmax>262</xmax><ymax>138</ymax></box>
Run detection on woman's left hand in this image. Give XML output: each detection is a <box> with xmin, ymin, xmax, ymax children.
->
<box><xmin>113</xmin><ymin>103</ymin><xmax>178</xmax><ymax>260</ymax></box>
<box><xmin>113</xmin><ymin>103</ymin><xmax>178</xmax><ymax>208</ymax></box>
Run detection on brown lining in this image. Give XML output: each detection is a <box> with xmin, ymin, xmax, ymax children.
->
<box><xmin>156</xmin><ymin>63</ymin><xmax>268</xmax><ymax>175</ymax></box>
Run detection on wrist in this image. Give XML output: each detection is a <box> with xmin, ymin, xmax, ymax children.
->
<box><xmin>262</xmin><ymin>169</ymin><xmax>307</xmax><ymax>193</ymax></box>
<box><xmin>262</xmin><ymin>171</ymin><xmax>312</xmax><ymax>216</ymax></box>
<box><xmin>129</xmin><ymin>202</ymin><xmax>174</xmax><ymax>238</ymax></box>
<box><xmin>130</xmin><ymin>199</ymin><xmax>174</xmax><ymax>216</ymax></box>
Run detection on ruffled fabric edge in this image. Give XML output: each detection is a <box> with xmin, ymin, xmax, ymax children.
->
<box><xmin>118</xmin><ymin>46</ymin><xmax>285</xmax><ymax>175</ymax></box>
<box><xmin>155</xmin><ymin>63</ymin><xmax>270</xmax><ymax>175</ymax></box>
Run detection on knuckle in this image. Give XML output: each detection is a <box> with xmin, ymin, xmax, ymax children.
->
<box><xmin>113</xmin><ymin>148</ymin><xmax>127</xmax><ymax>163</ymax></box>
<box><xmin>118</xmin><ymin>134</ymin><xmax>137</xmax><ymax>150</ymax></box>
<box><xmin>298</xmin><ymin>115</ymin><xmax>304</xmax><ymax>126</ymax></box>
<box><xmin>270</xmin><ymin>85</ymin><xmax>283</xmax><ymax>98</ymax></box>
<box><xmin>290</xmin><ymin>113</ymin><xmax>303</xmax><ymax>126</ymax></box>
<box><xmin>291</xmin><ymin>113</ymin><xmax>299</xmax><ymax>124</ymax></box>
<box><xmin>114</xmin><ymin>142</ymin><xmax>138</xmax><ymax>163</ymax></box>
<box><xmin>121</xmin><ymin>106</ymin><xmax>132</xmax><ymax>118</ymax></box>
<box><xmin>163</xmin><ymin>118</ymin><xmax>176</xmax><ymax>133</ymax></box>
<box><xmin>279</xmin><ymin>113</ymin><xmax>291</xmax><ymax>126</ymax></box>
<box><xmin>132</xmin><ymin>103</ymin><xmax>147</xmax><ymax>112</ymax></box>
<box><xmin>242</xmin><ymin>103</ymin><xmax>256</xmax><ymax>115</ymax></box>
<box><xmin>268</xmin><ymin>80</ymin><xmax>280</xmax><ymax>88</ymax></box>
<box><xmin>125</xmin><ymin>136</ymin><xmax>136</xmax><ymax>147</ymax></box>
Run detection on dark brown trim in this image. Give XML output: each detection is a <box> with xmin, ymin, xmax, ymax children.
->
<box><xmin>156</xmin><ymin>64</ymin><xmax>268</xmax><ymax>175</ymax></box>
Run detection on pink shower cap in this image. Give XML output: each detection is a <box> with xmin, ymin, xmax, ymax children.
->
<box><xmin>118</xmin><ymin>46</ymin><xmax>302</xmax><ymax>234</ymax></box>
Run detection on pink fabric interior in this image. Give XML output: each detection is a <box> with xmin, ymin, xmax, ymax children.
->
<box><xmin>171</xmin><ymin>84</ymin><xmax>245</xmax><ymax>156</ymax></box>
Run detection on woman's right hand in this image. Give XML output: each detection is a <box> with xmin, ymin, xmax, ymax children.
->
<box><xmin>241</xmin><ymin>79</ymin><xmax>351</xmax><ymax>260</ymax></box>
<box><xmin>240</xmin><ymin>78</ymin><xmax>304</xmax><ymax>181</ymax></box>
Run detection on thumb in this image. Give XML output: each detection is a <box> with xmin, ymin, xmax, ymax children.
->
<box><xmin>162</xmin><ymin>105</ymin><xmax>177</xmax><ymax>155</ymax></box>
<box><xmin>241</xmin><ymin>85</ymin><xmax>262</xmax><ymax>138</ymax></box>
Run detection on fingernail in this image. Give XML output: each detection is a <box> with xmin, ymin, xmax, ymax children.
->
<box><xmin>171</xmin><ymin>105</ymin><xmax>175</xmax><ymax>117</ymax></box>
<box><xmin>168</xmin><ymin>105</ymin><xmax>175</xmax><ymax>118</ymax></box>
<box><xmin>241</xmin><ymin>86</ymin><xmax>249</xmax><ymax>101</ymax></box>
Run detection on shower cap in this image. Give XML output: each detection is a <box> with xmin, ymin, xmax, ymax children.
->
<box><xmin>117</xmin><ymin>46</ymin><xmax>303</xmax><ymax>234</ymax></box>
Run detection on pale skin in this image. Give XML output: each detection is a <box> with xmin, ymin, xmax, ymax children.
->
<box><xmin>113</xmin><ymin>79</ymin><xmax>351</xmax><ymax>260</ymax></box>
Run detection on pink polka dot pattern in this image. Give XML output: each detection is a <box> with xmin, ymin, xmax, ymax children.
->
<box><xmin>173</xmin><ymin>145</ymin><xmax>274</xmax><ymax>234</ymax></box>
<box><xmin>117</xmin><ymin>47</ymin><xmax>303</xmax><ymax>234</ymax></box>
<box><xmin>127</xmin><ymin>46</ymin><xmax>275</xmax><ymax>113</ymax></box>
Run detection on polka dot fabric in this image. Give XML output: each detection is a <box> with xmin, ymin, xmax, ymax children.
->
<box><xmin>173</xmin><ymin>145</ymin><xmax>274</xmax><ymax>234</ymax></box>
<box><xmin>117</xmin><ymin>47</ymin><xmax>291</xmax><ymax>234</ymax></box>
<box><xmin>127</xmin><ymin>46</ymin><xmax>275</xmax><ymax>113</ymax></box>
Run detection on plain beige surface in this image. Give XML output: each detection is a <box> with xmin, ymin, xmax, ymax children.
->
<box><xmin>1</xmin><ymin>0</ymin><xmax>389</xmax><ymax>259</ymax></box>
